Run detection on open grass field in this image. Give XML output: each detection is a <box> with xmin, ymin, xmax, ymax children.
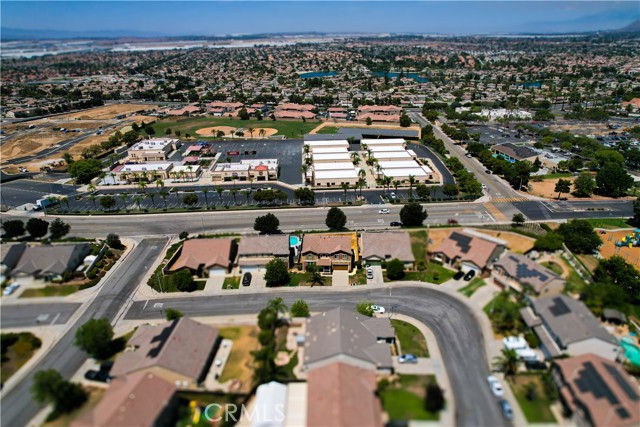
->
<box><xmin>392</xmin><ymin>320</ymin><xmax>429</xmax><ymax>357</ymax></box>
<box><xmin>508</xmin><ymin>375</ymin><xmax>556</xmax><ymax>424</ymax></box>
<box><xmin>1</xmin><ymin>332</ymin><xmax>42</xmax><ymax>382</ymax></box>
<box><xmin>380</xmin><ymin>375</ymin><xmax>439</xmax><ymax>421</ymax></box>
<box><xmin>152</xmin><ymin>116</ymin><xmax>318</xmax><ymax>139</ymax></box>
<box><xmin>586</xmin><ymin>218</ymin><xmax>631</xmax><ymax>229</ymax></box>
<box><xmin>218</xmin><ymin>326</ymin><xmax>259</xmax><ymax>391</ymax></box>
<box><xmin>316</xmin><ymin>126</ymin><xmax>341</xmax><ymax>134</ymax></box>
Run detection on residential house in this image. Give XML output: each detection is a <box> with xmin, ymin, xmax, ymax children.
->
<box><xmin>301</xmin><ymin>234</ymin><xmax>354</xmax><ymax>273</ymax></box>
<box><xmin>0</xmin><ymin>243</ymin><xmax>26</xmax><ymax>275</ymax></box>
<box><xmin>303</xmin><ymin>307</ymin><xmax>395</xmax><ymax>373</ymax></box>
<box><xmin>72</xmin><ymin>372</ymin><xmax>178</xmax><ymax>427</ymax></box>
<box><xmin>552</xmin><ymin>353</ymin><xmax>640</xmax><ymax>427</ymax></box>
<box><xmin>207</xmin><ymin>101</ymin><xmax>243</xmax><ymax>116</ymax></box>
<box><xmin>357</xmin><ymin>105</ymin><xmax>402</xmax><ymax>123</ymax></box>
<box><xmin>430</xmin><ymin>230</ymin><xmax>506</xmax><ymax>273</ymax></box>
<box><xmin>110</xmin><ymin>317</ymin><xmax>220</xmax><ymax>388</ymax></box>
<box><xmin>11</xmin><ymin>244</ymin><xmax>90</xmax><ymax>281</ymax></box>
<box><xmin>306</xmin><ymin>362</ymin><xmax>383</xmax><ymax>427</ymax></box>
<box><xmin>520</xmin><ymin>294</ymin><xmax>619</xmax><ymax>360</ymax></box>
<box><xmin>360</xmin><ymin>232</ymin><xmax>415</xmax><ymax>268</ymax></box>
<box><xmin>493</xmin><ymin>252</ymin><xmax>565</xmax><ymax>296</ymax></box>
<box><xmin>237</xmin><ymin>235</ymin><xmax>291</xmax><ymax>271</ymax></box>
<box><xmin>167</xmin><ymin>238</ymin><xmax>236</xmax><ymax>277</ymax></box>
<box><xmin>166</xmin><ymin>105</ymin><xmax>202</xmax><ymax>116</ymax></box>
<box><xmin>274</xmin><ymin>103</ymin><xmax>316</xmax><ymax>120</ymax></box>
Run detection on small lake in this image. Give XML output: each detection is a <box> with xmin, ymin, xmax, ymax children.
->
<box><xmin>371</xmin><ymin>71</ymin><xmax>428</xmax><ymax>83</ymax></box>
<box><xmin>299</xmin><ymin>71</ymin><xmax>337</xmax><ymax>79</ymax></box>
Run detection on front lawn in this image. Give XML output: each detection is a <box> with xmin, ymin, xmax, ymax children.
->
<box><xmin>400</xmin><ymin>262</ymin><xmax>455</xmax><ymax>284</ymax></box>
<box><xmin>585</xmin><ymin>218</ymin><xmax>630</xmax><ymax>229</ymax></box>
<box><xmin>380</xmin><ymin>375</ymin><xmax>440</xmax><ymax>422</ymax></box>
<box><xmin>223</xmin><ymin>276</ymin><xmax>240</xmax><ymax>289</ymax></box>
<box><xmin>20</xmin><ymin>285</ymin><xmax>80</xmax><ymax>298</ymax></box>
<box><xmin>483</xmin><ymin>291</ymin><xmax>526</xmax><ymax>335</ymax></box>
<box><xmin>541</xmin><ymin>261</ymin><xmax>563</xmax><ymax>275</ymax></box>
<box><xmin>458</xmin><ymin>278</ymin><xmax>486</xmax><ymax>297</ymax></box>
<box><xmin>508</xmin><ymin>374</ymin><xmax>557</xmax><ymax>424</ymax></box>
<box><xmin>409</xmin><ymin>230</ymin><xmax>428</xmax><ymax>264</ymax></box>
<box><xmin>1</xmin><ymin>332</ymin><xmax>42</xmax><ymax>382</ymax></box>
<box><xmin>392</xmin><ymin>320</ymin><xmax>429</xmax><ymax>357</ymax></box>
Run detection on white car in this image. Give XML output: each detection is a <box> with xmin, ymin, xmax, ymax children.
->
<box><xmin>378</xmin><ymin>209</ymin><xmax>390</xmax><ymax>214</ymax></box>
<box><xmin>3</xmin><ymin>283</ymin><xmax>20</xmax><ymax>296</ymax></box>
<box><xmin>487</xmin><ymin>375</ymin><xmax>504</xmax><ymax>397</ymax></box>
<box><xmin>370</xmin><ymin>305</ymin><xmax>386</xmax><ymax>314</ymax></box>
<box><xmin>482</xmin><ymin>184</ymin><xmax>488</xmax><ymax>190</ymax></box>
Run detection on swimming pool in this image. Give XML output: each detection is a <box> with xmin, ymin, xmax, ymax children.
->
<box><xmin>620</xmin><ymin>337</ymin><xmax>640</xmax><ymax>367</ymax></box>
<box><xmin>290</xmin><ymin>235</ymin><xmax>301</xmax><ymax>247</ymax></box>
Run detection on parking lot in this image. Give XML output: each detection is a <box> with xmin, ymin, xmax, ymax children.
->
<box><xmin>469</xmin><ymin>124</ymin><xmax>523</xmax><ymax>145</ymax></box>
<box><xmin>1</xmin><ymin>179</ymin><xmax>77</xmax><ymax>208</ymax></box>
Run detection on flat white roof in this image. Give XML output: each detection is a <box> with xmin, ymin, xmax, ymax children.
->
<box><xmin>369</xmin><ymin>145</ymin><xmax>407</xmax><ymax>152</ymax></box>
<box><xmin>314</xmin><ymin>169</ymin><xmax>358</xmax><ymax>179</ymax></box>
<box><xmin>361</xmin><ymin>138</ymin><xmax>405</xmax><ymax>146</ymax></box>
<box><xmin>378</xmin><ymin>160</ymin><xmax>423</xmax><ymax>169</ymax></box>
<box><xmin>372</xmin><ymin>151</ymin><xmax>412</xmax><ymax>159</ymax></box>
<box><xmin>310</xmin><ymin>147</ymin><xmax>349</xmax><ymax>154</ymax></box>
<box><xmin>240</xmin><ymin>158</ymin><xmax>279</xmax><ymax>166</ymax></box>
<box><xmin>312</xmin><ymin>152</ymin><xmax>352</xmax><ymax>161</ymax></box>
<box><xmin>214</xmin><ymin>163</ymin><xmax>250</xmax><ymax>172</ymax></box>
<box><xmin>119</xmin><ymin>162</ymin><xmax>172</xmax><ymax>172</ymax></box>
<box><xmin>130</xmin><ymin>138</ymin><xmax>177</xmax><ymax>150</ymax></box>
<box><xmin>407</xmin><ymin>149</ymin><xmax>417</xmax><ymax>156</ymax></box>
<box><xmin>304</xmin><ymin>140</ymin><xmax>349</xmax><ymax>147</ymax></box>
<box><xmin>382</xmin><ymin>167</ymin><xmax>430</xmax><ymax>178</ymax></box>
<box><xmin>171</xmin><ymin>165</ymin><xmax>201</xmax><ymax>173</ymax></box>
<box><xmin>313</xmin><ymin>162</ymin><xmax>355</xmax><ymax>171</ymax></box>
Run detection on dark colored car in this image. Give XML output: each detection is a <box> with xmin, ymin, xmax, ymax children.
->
<box><xmin>84</xmin><ymin>369</ymin><xmax>111</xmax><ymax>383</ymax></box>
<box><xmin>485</xmin><ymin>169</ymin><xmax>492</xmax><ymax>174</ymax></box>
<box><xmin>242</xmin><ymin>272</ymin><xmax>252</xmax><ymax>286</ymax></box>
<box><xmin>499</xmin><ymin>399</ymin><xmax>513</xmax><ymax>420</ymax></box>
<box><xmin>447</xmin><ymin>218</ymin><xmax>458</xmax><ymax>225</ymax></box>
<box><xmin>453</xmin><ymin>270</ymin><xmax>465</xmax><ymax>280</ymax></box>
<box><xmin>463</xmin><ymin>270</ymin><xmax>476</xmax><ymax>281</ymax></box>
<box><xmin>390</xmin><ymin>221</ymin><xmax>402</xmax><ymax>227</ymax></box>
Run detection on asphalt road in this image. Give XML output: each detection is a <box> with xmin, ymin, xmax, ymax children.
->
<box><xmin>0</xmin><ymin>237</ymin><xmax>168</xmax><ymax>427</ymax></box>
<box><xmin>125</xmin><ymin>286</ymin><xmax>506</xmax><ymax>427</ymax></box>
<box><xmin>0</xmin><ymin>303</ymin><xmax>81</xmax><ymax>328</ymax></box>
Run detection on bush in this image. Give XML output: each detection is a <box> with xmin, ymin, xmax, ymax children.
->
<box><xmin>424</xmin><ymin>381</ymin><xmax>445</xmax><ymax>413</ymax></box>
<box><xmin>2</xmin><ymin>219</ymin><xmax>25</xmax><ymax>238</ymax></box>
<box><xmin>106</xmin><ymin>233</ymin><xmax>123</xmax><ymax>250</ymax></box>
<box><xmin>290</xmin><ymin>299</ymin><xmax>310</xmax><ymax>317</ymax></box>
<box><xmin>386</xmin><ymin>259</ymin><xmax>405</xmax><ymax>280</ymax></box>
<box><xmin>165</xmin><ymin>308</ymin><xmax>184</xmax><ymax>321</ymax></box>
<box><xmin>356</xmin><ymin>301</ymin><xmax>374</xmax><ymax>317</ymax></box>
<box><xmin>325</xmin><ymin>207</ymin><xmax>347</xmax><ymax>230</ymax></box>
<box><xmin>400</xmin><ymin>202</ymin><xmax>428</xmax><ymax>227</ymax></box>
<box><xmin>173</xmin><ymin>269</ymin><xmax>196</xmax><ymax>292</ymax></box>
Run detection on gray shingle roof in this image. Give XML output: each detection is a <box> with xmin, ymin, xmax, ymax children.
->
<box><xmin>361</xmin><ymin>232</ymin><xmax>415</xmax><ymax>263</ymax></box>
<box><xmin>494</xmin><ymin>251</ymin><xmax>564</xmax><ymax>293</ymax></box>
<box><xmin>12</xmin><ymin>244</ymin><xmax>89</xmax><ymax>276</ymax></box>
<box><xmin>532</xmin><ymin>295</ymin><xmax>617</xmax><ymax>348</ymax></box>
<box><xmin>237</xmin><ymin>235</ymin><xmax>290</xmax><ymax>258</ymax></box>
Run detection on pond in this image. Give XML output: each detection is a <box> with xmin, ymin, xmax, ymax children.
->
<box><xmin>299</xmin><ymin>71</ymin><xmax>337</xmax><ymax>79</ymax></box>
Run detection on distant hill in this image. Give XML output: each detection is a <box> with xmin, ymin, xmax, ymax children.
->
<box><xmin>0</xmin><ymin>27</ymin><xmax>164</xmax><ymax>41</ymax></box>
<box><xmin>612</xmin><ymin>19</ymin><xmax>640</xmax><ymax>34</ymax></box>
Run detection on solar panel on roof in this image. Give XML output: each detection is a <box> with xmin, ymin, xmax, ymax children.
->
<box><xmin>451</xmin><ymin>233</ymin><xmax>472</xmax><ymax>253</ymax></box>
<box><xmin>616</xmin><ymin>407</ymin><xmax>631</xmax><ymax>419</ymax></box>
<box><xmin>549</xmin><ymin>297</ymin><xmax>571</xmax><ymax>316</ymax></box>
<box><xmin>575</xmin><ymin>362</ymin><xmax>619</xmax><ymax>405</ymax></box>
<box><xmin>604</xmin><ymin>363</ymin><xmax>640</xmax><ymax>401</ymax></box>
<box><xmin>514</xmin><ymin>260</ymin><xmax>549</xmax><ymax>282</ymax></box>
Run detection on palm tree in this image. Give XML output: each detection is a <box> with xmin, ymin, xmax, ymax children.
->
<box><xmin>119</xmin><ymin>193</ymin><xmax>128</xmax><ymax>210</ymax></box>
<box><xmin>267</xmin><ymin>297</ymin><xmax>288</xmax><ymax>316</ymax></box>
<box><xmin>88</xmin><ymin>194</ymin><xmax>97</xmax><ymax>210</ymax></box>
<box><xmin>358</xmin><ymin>168</ymin><xmax>366</xmax><ymax>180</ymax></box>
<box><xmin>60</xmin><ymin>196</ymin><xmax>70</xmax><ymax>211</ymax></box>
<box><xmin>259</xmin><ymin>128</ymin><xmax>266</xmax><ymax>138</ymax></box>
<box><xmin>230</xmin><ymin>188</ymin><xmax>238</xmax><ymax>205</ymax></box>
<box><xmin>156</xmin><ymin>179</ymin><xmax>165</xmax><ymax>189</ymax></box>
<box><xmin>138</xmin><ymin>180</ymin><xmax>147</xmax><ymax>194</ymax></box>
<box><xmin>170</xmin><ymin>171</ymin><xmax>178</xmax><ymax>182</ymax></box>
<box><xmin>216</xmin><ymin>186</ymin><xmax>224</xmax><ymax>203</ymax></box>
<box><xmin>383</xmin><ymin>176</ymin><xmax>392</xmax><ymax>195</ymax></box>
<box><xmin>247</xmin><ymin>127</ymin><xmax>254</xmax><ymax>139</ymax></box>
<box><xmin>300</xmin><ymin>165</ymin><xmax>309</xmax><ymax>184</ymax></box>
<box><xmin>350</xmin><ymin>151</ymin><xmax>360</xmax><ymax>165</ymax></box>
<box><xmin>357</xmin><ymin>177</ymin><xmax>366</xmax><ymax>197</ymax></box>
<box><xmin>408</xmin><ymin>174</ymin><xmax>416</xmax><ymax>200</ymax></box>
<box><xmin>133</xmin><ymin>195</ymin><xmax>144</xmax><ymax>211</ymax></box>
<box><xmin>249</xmin><ymin>177</ymin><xmax>255</xmax><ymax>190</ymax></box>
<box><xmin>158</xmin><ymin>189</ymin><xmax>169</xmax><ymax>209</ymax></box>
<box><xmin>178</xmin><ymin>170</ymin><xmax>186</xmax><ymax>182</ymax></box>
<box><xmin>393</xmin><ymin>180</ymin><xmax>401</xmax><ymax>194</ymax></box>
<box><xmin>303</xmin><ymin>144</ymin><xmax>310</xmax><ymax>155</ymax></box>
<box><xmin>202</xmin><ymin>187</ymin><xmax>210</xmax><ymax>208</ymax></box>
<box><xmin>187</xmin><ymin>165</ymin><xmax>194</xmax><ymax>181</ymax></box>
<box><xmin>146</xmin><ymin>192</ymin><xmax>156</xmax><ymax>208</ymax></box>
<box><xmin>493</xmin><ymin>348</ymin><xmax>519</xmax><ymax>378</ymax></box>
<box><xmin>341</xmin><ymin>182</ymin><xmax>349</xmax><ymax>202</ymax></box>
<box><xmin>375</xmin><ymin>163</ymin><xmax>383</xmax><ymax>179</ymax></box>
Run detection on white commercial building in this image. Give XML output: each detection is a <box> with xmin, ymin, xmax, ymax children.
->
<box><xmin>112</xmin><ymin>162</ymin><xmax>174</xmax><ymax>181</ymax></box>
<box><xmin>381</xmin><ymin>166</ymin><xmax>434</xmax><ymax>183</ymax></box>
<box><xmin>361</xmin><ymin>138</ymin><xmax>406</xmax><ymax>148</ymax></box>
<box><xmin>309</xmin><ymin>147</ymin><xmax>349</xmax><ymax>155</ymax></box>
<box><xmin>313</xmin><ymin>169</ymin><xmax>359</xmax><ymax>187</ymax></box>
<box><xmin>368</xmin><ymin>145</ymin><xmax>406</xmax><ymax>153</ymax></box>
<box><xmin>378</xmin><ymin>161</ymin><xmax>432</xmax><ymax>173</ymax></box>
<box><xmin>371</xmin><ymin>151</ymin><xmax>413</xmax><ymax>161</ymax></box>
<box><xmin>304</xmin><ymin>140</ymin><xmax>349</xmax><ymax>149</ymax></box>
<box><xmin>312</xmin><ymin>152</ymin><xmax>352</xmax><ymax>163</ymax></box>
<box><xmin>313</xmin><ymin>162</ymin><xmax>355</xmax><ymax>171</ymax></box>
<box><xmin>127</xmin><ymin>138</ymin><xmax>180</xmax><ymax>162</ymax></box>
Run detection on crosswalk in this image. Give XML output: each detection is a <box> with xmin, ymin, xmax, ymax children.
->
<box><xmin>491</xmin><ymin>197</ymin><xmax>528</xmax><ymax>203</ymax></box>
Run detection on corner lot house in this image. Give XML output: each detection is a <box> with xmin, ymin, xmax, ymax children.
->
<box><xmin>301</xmin><ymin>234</ymin><xmax>353</xmax><ymax>273</ymax></box>
<box><xmin>167</xmin><ymin>238</ymin><xmax>235</xmax><ymax>277</ymax></box>
<box><xmin>553</xmin><ymin>353</ymin><xmax>640</xmax><ymax>427</ymax></box>
<box><xmin>521</xmin><ymin>294</ymin><xmax>619</xmax><ymax>360</ymax></box>
<box><xmin>304</xmin><ymin>307</ymin><xmax>394</xmax><ymax>373</ymax></box>
<box><xmin>111</xmin><ymin>317</ymin><xmax>220</xmax><ymax>388</ymax></box>
<box><xmin>237</xmin><ymin>234</ymin><xmax>291</xmax><ymax>271</ymax></box>
<box><xmin>360</xmin><ymin>232</ymin><xmax>415</xmax><ymax>268</ymax></box>
<box><xmin>71</xmin><ymin>372</ymin><xmax>177</xmax><ymax>427</ymax></box>
<box><xmin>11</xmin><ymin>244</ymin><xmax>90</xmax><ymax>281</ymax></box>
<box><xmin>493</xmin><ymin>252</ymin><xmax>565</xmax><ymax>296</ymax></box>
<box><xmin>431</xmin><ymin>229</ymin><xmax>505</xmax><ymax>273</ymax></box>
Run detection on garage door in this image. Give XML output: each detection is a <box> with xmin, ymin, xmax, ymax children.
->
<box><xmin>333</xmin><ymin>264</ymin><xmax>349</xmax><ymax>271</ymax></box>
<box><xmin>208</xmin><ymin>267</ymin><xmax>226</xmax><ymax>276</ymax></box>
<box><xmin>241</xmin><ymin>265</ymin><xmax>261</xmax><ymax>273</ymax></box>
<box><xmin>461</xmin><ymin>263</ymin><xmax>480</xmax><ymax>273</ymax></box>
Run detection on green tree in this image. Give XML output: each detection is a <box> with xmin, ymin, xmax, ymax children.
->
<box><xmin>99</xmin><ymin>195</ymin><xmax>116</xmax><ymax>211</ymax></box>
<box><xmin>68</xmin><ymin>159</ymin><xmax>103</xmax><ymax>184</ymax></box>
<box><xmin>400</xmin><ymin>112</ymin><xmax>412</xmax><ymax>127</ymax></box>
<box><xmin>2</xmin><ymin>219</ymin><xmax>25</xmax><ymax>238</ymax></box>
<box><xmin>294</xmin><ymin>187</ymin><xmax>316</xmax><ymax>205</ymax></box>
<box><xmin>386</xmin><ymin>258</ymin><xmax>405</xmax><ymax>280</ymax></box>
<box><xmin>26</xmin><ymin>217</ymin><xmax>49</xmax><ymax>238</ymax></box>
<box><xmin>254</xmin><ymin>213</ymin><xmax>280</xmax><ymax>234</ymax></box>
<box><xmin>75</xmin><ymin>318</ymin><xmax>114</xmax><ymax>359</ymax></box>
<box><xmin>264</xmin><ymin>258</ymin><xmax>290</xmax><ymax>287</ymax></box>
<box><xmin>424</xmin><ymin>381</ymin><xmax>446</xmax><ymax>413</ymax></box>
<box><xmin>165</xmin><ymin>308</ymin><xmax>184</xmax><ymax>321</ymax></box>
<box><xmin>356</xmin><ymin>301</ymin><xmax>374</xmax><ymax>317</ymax></box>
<box><xmin>493</xmin><ymin>348</ymin><xmax>519</xmax><ymax>377</ymax></box>
<box><xmin>325</xmin><ymin>207</ymin><xmax>347</xmax><ymax>230</ymax></box>
<box><xmin>173</xmin><ymin>269</ymin><xmax>196</xmax><ymax>292</ymax></box>
<box><xmin>49</xmin><ymin>218</ymin><xmax>70</xmax><ymax>239</ymax></box>
<box><xmin>442</xmin><ymin>183</ymin><xmax>459</xmax><ymax>197</ymax></box>
<box><xmin>415</xmin><ymin>184</ymin><xmax>430</xmax><ymax>200</ymax></box>
<box><xmin>31</xmin><ymin>369</ymin><xmax>87</xmax><ymax>415</ymax></box>
<box><xmin>573</xmin><ymin>172</ymin><xmax>596</xmax><ymax>197</ymax></box>
<box><xmin>238</xmin><ymin>108</ymin><xmax>250</xmax><ymax>120</ymax></box>
<box><xmin>366</xmin><ymin>117</ymin><xmax>372</xmax><ymax>126</ymax></box>
<box><xmin>596</xmin><ymin>164</ymin><xmax>633</xmax><ymax>197</ymax></box>
<box><xmin>106</xmin><ymin>233</ymin><xmax>124</xmax><ymax>249</ymax></box>
<box><xmin>62</xmin><ymin>152</ymin><xmax>74</xmax><ymax>165</ymax></box>
<box><xmin>400</xmin><ymin>202</ymin><xmax>428</xmax><ymax>226</ymax></box>
<box><xmin>557</xmin><ymin>219</ymin><xmax>602</xmax><ymax>254</ymax></box>
<box><xmin>534</xmin><ymin>232</ymin><xmax>564</xmax><ymax>252</ymax></box>
<box><xmin>554</xmin><ymin>179</ymin><xmax>571</xmax><ymax>199</ymax></box>
<box><xmin>511</xmin><ymin>213</ymin><xmax>526</xmax><ymax>227</ymax></box>
<box><xmin>594</xmin><ymin>255</ymin><xmax>640</xmax><ymax>302</ymax></box>
<box><xmin>633</xmin><ymin>197</ymin><xmax>640</xmax><ymax>226</ymax></box>
<box><xmin>290</xmin><ymin>299</ymin><xmax>310</xmax><ymax>317</ymax></box>
<box><xmin>182</xmin><ymin>193</ymin><xmax>198</xmax><ymax>207</ymax></box>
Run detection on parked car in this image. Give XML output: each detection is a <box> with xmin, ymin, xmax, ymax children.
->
<box><xmin>370</xmin><ymin>305</ymin><xmax>386</xmax><ymax>314</ymax></box>
<box><xmin>389</xmin><ymin>192</ymin><xmax>397</xmax><ymax>199</ymax></box>
<box><xmin>499</xmin><ymin>399</ymin><xmax>513</xmax><ymax>420</ymax></box>
<box><xmin>84</xmin><ymin>369</ymin><xmax>111</xmax><ymax>383</ymax></box>
<box><xmin>482</xmin><ymin>184</ymin><xmax>488</xmax><ymax>190</ymax></box>
<box><xmin>447</xmin><ymin>218</ymin><xmax>458</xmax><ymax>225</ymax></box>
<box><xmin>379</xmin><ymin>208</ymin><xmax>390</xmax><ymax>214</ymax></box>
<box><xmin>463</xmin><ymin>270</ymin><xmax>476</xmax><ymax>281</ymax></box>
<box><xmin>2</xmin><ymin>283</ymin><xmax>20</xmax><ymax>296</ymax></box>
<box><xmin>366</xmin><ymin>271</ymin><xmax>374</xmax><ymax>279</ymax></box>
<box><xmin>487</xmin><ymin>375</ymin><xmax>504</xmax><ymax>397</ymax></box>
<box><xmin>453</xmin><ymin>270</ymin><xmax>465</xmax><ymax>280</ymax></box>
<box><xmin>485</xmin><ymin>169</ymin><xmax>492</xmax><ymax>174</ymax></box>
<box><xmin>398</xmin><ymin>354</ymin><xmax>418</xmax><ymax>364</ymax></box>
<box><xmin>390</xmin><ymin>221</ymin><xmax>402</xmax><ymax>227</ymax></box>
<box><xmin>242</xmin><ymin>272</ymin><xmax>252</xmax><ymax>286</ymax></box>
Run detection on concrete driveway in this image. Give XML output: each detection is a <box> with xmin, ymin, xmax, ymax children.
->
<box><xmin>249</xmin><ymin>270</ymin><xmax>267</xmax><ymax>289</ymax></box>
<box><xmin>366</xmin><ymin>265</ymin><xmax>384</xmax><ymax>284</ymax></box>
<box><xmin>332</xmin><ymin>270</ymin><xmax>350</xmax><ymax>287</ymax></box>
<box><xmin>393</xmin><ymin>357</ymin><xmax>433</xmax><ymax>375</ymax></box>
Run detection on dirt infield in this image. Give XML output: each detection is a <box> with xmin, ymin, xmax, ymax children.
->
<box><xmin>598</xmin><ymin>229</ymin><xmax>640</xmax><ymax>270</ymax></box>
<box><xmin>195</xmin><ymin>126</ymin><xmax>278</xmax><ymax>138</ymax></box>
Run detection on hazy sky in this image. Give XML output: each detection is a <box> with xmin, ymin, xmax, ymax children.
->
<box><xmin>2</xmin><ymin>1</ymin><xmax>639</xmax><ymax>36</ymax></box>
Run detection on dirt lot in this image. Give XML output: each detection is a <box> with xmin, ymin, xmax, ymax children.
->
<box><xmin>427</xmin><ymin>228</ymin><xmax>534</xmax><ymax>254</ymax></box>
<box><xmin>528</xmin><ymin>177</ymin><xmax>634</xmax><ymax>201</ymax></box>
<box><xmin>59</xmin><ymin>103</ymin><xmax>158</xmax><ymax>120</ymax></box>
<box><xmin>218</xmin><ymin>325</ymin><xmax>259</xmax><ymax>392</ymax></box>
<box><xmin>597</xmin><ymin>229</ymin><xmax>640</xmax><ymax>270</ymax></box>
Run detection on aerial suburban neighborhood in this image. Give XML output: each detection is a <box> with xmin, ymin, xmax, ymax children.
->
<box><xmin>1</xmin><ymin>2</ymin><xmax>640</xmax><ymax>427</ymax></box>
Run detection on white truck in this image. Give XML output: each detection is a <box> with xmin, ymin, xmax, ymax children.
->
<box><xmin>32</xmin><ymin>196</ymin><xmax>58</xmax><ymax>211</ymax></box>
